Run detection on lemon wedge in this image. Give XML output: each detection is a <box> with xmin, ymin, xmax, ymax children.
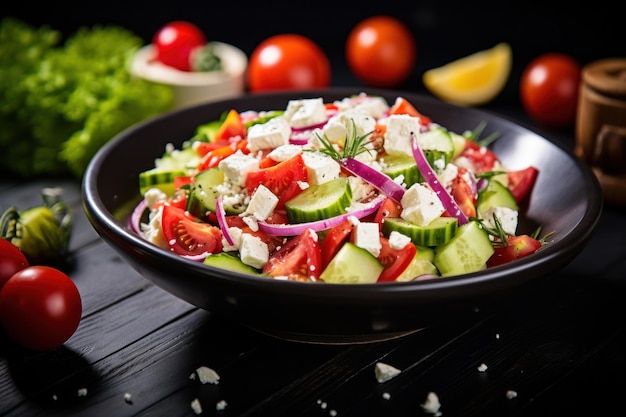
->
<box><xmin>422</xmin><ymin>42</ymin><xmax>513</xmax><ymax>107</ymax></box>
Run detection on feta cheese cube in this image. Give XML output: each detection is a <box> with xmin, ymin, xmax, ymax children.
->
<box><xmin>383</xmin><ymin>114</ymin><xmax>421</xmax><ymax>157</ymax></box>
<box><xmin>481</xmin><ymin>206</ymin><xmax>518</xmax><ymax>236</ymax></box>
<box><xmin>247</xmin><ymin>117</ymin><xmax>291</xmax><ymax>152</ymax></box>
<box><xmin>246</xmin><ymin>184</ymin><xmax>279</xmax><ymax>220</ymax></box>
<box><xmin>222</xmin><ymin>226</ymin><xmax>243</xmax><ymax>251</ymax></box>
<box><xmin>218</xmin><ymin>150</ymin><xmax>260</xmax><ymax>186</ymax></box>
<box><xmin>240</xmin><ymin>234</ymin><xmax>269</xmax><ymax>269</ymax></box>
<box><xmin>301</xmin><ymin>152</ymin><xmax>341</xmax><ymax>185</ymax></box>
<box><xmin>400</xmin><ymin>183</ymin><xmax>445</xmax><ymax>226</ymax></box>
<box><xmin>354</xmin><ymin>95</ymin><xmax>390</xmax><ymax>118</ymax></box>
<box><xmin>284</xmin><ymin>97</ymin><xmax>327</xmax><ymax>128</ymax></box>
<box><xmin>267</xmin><ymin>144</ymin><xmax>303</xmax><ymax>162</ymax></box>
<box><xmin>353</xmin><ymin>222</ymin><xmax>382</xmax><ymax>257</ymax></box>
<box><xmin>322</xmin><ymin>108</ymin><xmax>376</xmax><ymax>145</ymax></box>
<box><xmin>389</xmin><ymin>231</ymin><xmax>411</xmax><ymax>250</ymax></box>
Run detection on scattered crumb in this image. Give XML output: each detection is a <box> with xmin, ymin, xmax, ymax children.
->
<box><xmin>495</xmin><ymin>333</ymin><xmax>500</xmax><ymax>339</ymax></box>
<box><xmin>191</xmin><ymin>398</ymin><xmax>203</xmax><ymax>415</ymax></box>
<box><xmin>477</xmin><ymin>363</ymin><xmax>488</xmax><ymax>372</ymax></box>
<box><xmin>375</xmin><ymin>362</ymin><xmax>401</xmax><ymax>383</ymax></box>
<box><xmin>382</xmin><ymin>392</ymin><xmax>391</xmax><ymax>400</ymax></box>
<box><xmin>77</xmin><ymin>388</ymin><xmax>88</xmax><ymax>397</ymax></box>
<box><xmin>189</xmin><ymin>373</ymin><xmax>196</xmax><ymax>380</ymax></box>
<box><xmin>216</xmin><ymin>399</ymin><xmax>228</xmax><ymax>411</ymax></box>
<box><xmin>506</xmin><ymin>390</ymin><xmax>518</xmax><ymax>399</ymax></box>
<box><xmin>196</xmin><ymin>366</ymin><xmax>220</xmax><ymax>385</ymax></box>
<box><xmin>317</xmin><ymin>399</ymin><xmax>323</xmax><ymax>405</ymax></box>
<box><xmin>329</xmin><ymin>410</ymin><xmax>337</xmax><ymax>416</ymax></box>
<box><xmin>52</xmin><ymin>394</ymin><xmax>58</xmax><ymax>401</ymax></box>
<box><xmin>421</xmin><ymin>391</ymin><xmax>441</xmax><ymax>415</ymax></box>
<box><xmin>124</xmin><ymin>392</ymin><xmax>133</xmax><ymax>404</ymax></box>
<box><xmin>320</xmin><ymin>401</ymin><xmax>328</xmax><ymax>409</ymax></box>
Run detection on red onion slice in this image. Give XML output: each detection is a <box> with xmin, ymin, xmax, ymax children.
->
<box><xmin>411</xmin><ymin>133</ymin><xmax>468</xmax><ymax>225</ymax></box>
<box><xmin>216</xmin><ymin>195</ymin><xmax>235</xmax><ymax>247</ymax></box>
<box><xmin>130</xmin><ymin>198</ymin><xmax>148</xmax><ymax>235</ymax></box>
<box><xmin>340</xmin><ymin>157</ymin><xmax>406</xmax><ymax>203</ymax></box>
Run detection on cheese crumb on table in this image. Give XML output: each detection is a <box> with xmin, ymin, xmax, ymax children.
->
<box><xmin>375</xmin><ymin>362</ymin><xmax>402</xmax><ymax>383</ymax></box>
<box><xmin>421</xmin><ymin>391</ymin><xmax>442</xmax><ymax>415</ymax></box>
<box><xmin>77</xmin><ymin>388</ymin><xmax>88</xmax><ymax>397</ymax></box>
<box><xmin>477</xmin><ymin>363</ymin><xmax>488</xmax><ymax>372</ymax></box>
<box><xmin>123</xmin><ymin>392</ymin><xmax>133</xmax><ymax>404</ymax></box>
<box><xmin>216</xmin><ymin>399</ymin><xmax>228</xmax><ymax>410</ymax></box>
<box><xmin>191</xmin><ymin>398</ymin><xmax>203</xmax><ymax>415</ymax></box>
<box><xmin>506</xmin><ymin>390</ymin><xmax>518</xmax><ymax>399</ymax></box>
<box><xmin>196</xmin><ymin>366</ymin><xmax>220</xmax><ymax>385</ymax></box>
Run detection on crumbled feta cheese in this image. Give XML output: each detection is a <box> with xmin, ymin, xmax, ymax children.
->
<box><xmin>247</xmin><ymin>116</ymin><xmax>291</xmax><ymax>152</ymax></box>
<box><xmin>421</xmin><ymin>391</ymin><xmax>441</xmax><ymax>415</ymax></box>
<box><xmin>353</xmin><ymin>222</ymin><xmax>382</xmax><ymax>257</ymax></box>
<box><xmin>384</xmin><ymin>114</ymin><xmax>421</xmax><ymax>157</ymax></box>
<box><xmin>240</xmin><ymin>234</ymin><xmax>269</xmax><ymax>269</ymax></box>
<box><xmin>284</xmin><ymin>97</ymin><xmax>327</xmax><ymax>128</ymax></box>
<box><xmin>354</xmin><ymin>95</ymin><xmax>390</xmax><ymax>118</ymax></box>
<box><xmin>218</xmin><ymin>151</ymin><xmax>260</xmax><ymax>186</ymax></box>
<box><xmin>478</xmin><ymin>363</ymin><xmax>488</xmax><ymax>372</ymax></box>
<box><xmin>124</xmin><ymin>392</ymin><xmax>133</xmax><ymax>404</ymax></box>
<box><xmin>506</xmin><ymin>390</ymin><xmax>518</xmax><ymax>399</ymax></box>
<box><xmin>77</xmin><ymin>388</ymin><xmax>88</xmax><ymax>397</ymax></box>
<box><xmin>216</xmin><ymin>400</ymin><xmax>228</xmax><ymax>411</ymax></box>
<box><xmin>222</xmin><ymin>226</ymin><xmax>243</xmax><ymax>252</ymax></box>
<box><xmin>143</xmin><ymin>187</ymin><xmax>168</xmax><ymax>206</ymax></box>
<box><xmin>401</xmin><ymin>183</ymin><xmax>445</xmax><ymax>226</ymax></box>
<box><xmin>389</xmin><ymin>231</ymin><xmax>411</xmax><ymax>250</ymax></box>
<box><xmin>267</xmin><ymin>144</ymin><xmax>303</xmax><ymax>162</ymax></box>
<box><xmin>141</xmin><ymin>205</ymin><xmax>167</xmax><ymax>248</ymax></box>
<box><xmin>382</xmin><ymin>392</ymin><xmax>391</xmax><ymax>400</ymax></box>
<box><xmin>348</xmin><ymin>176</ymin><xmax>375</xmax><ymax>202</ymax></box>
<box><xmin>301</xmin><ymin>151</ymin><xmax>341</xmax><ymax>185</ymax></box>
<box><xmin>329</xmin><ymin>410</ymin><xmax>337</xmax><ymax>417</ymax></box>
<box><xmin>323</xmin><ymin>108</ymin><xmax>376</xmax><ymax>145</ymax></box>
<box><xmin>197</xmin><ymin>366</ymin><xmax>220</xmax><ymax>385</ymax></box>
<box><xmin>375</xmin><ymin>362</ymin><xmax>401</xmax><ymax>383</ymax></box>
<box><xmin>246</xmin><ymin>184</ymin><xmax>279</xmax><ymax>221</ymax></box>
<box><xmin>481</xmin><ymin>206</ymin><xmax>518</xmax><ymax>236</ymax></box>
<box><xmin>191</xmin><ymin>398</ymin><xmax>203</xmax><ymax>415</ymax></box>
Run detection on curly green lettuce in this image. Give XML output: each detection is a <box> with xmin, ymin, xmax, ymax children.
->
<box><xmin>0</xmin><ymin>18</ymin><xmax>174</xmax><ymax>178</ymax></box>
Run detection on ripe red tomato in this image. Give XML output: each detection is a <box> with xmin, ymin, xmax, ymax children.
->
<box><xmin>247</xmin><ymin>34</ymin><xmax>331</xmax><ymax>92</ymax></box>
<box><xmin>458</xmin><ymin>139</ymin><xmax>499</xmax><ymax>173</ymax></box>
<box><xmin>487</xmin><ymin>235</ymin><xmax>542</xmax><ymax>267</ymax></box>
<box><xmin>320</xmin><ymin>219</ymin><xmax>355</xmax><ymax>268</ymax></box>
<box><xmin>263</xmin><ymin>228</ymin><xmax>322</xmax><ymax>281</ymax></box>
<box><xmin>245</xmin><ymin>154</ymin><xmax>309</xmax><ymax>208</ymax></box>
<box><xmin>0</xmin><ymin>239</ymin><xmax>29</xmax><ymax>289</ymax></box>
<box><xmin>153</xmin><ymin>21</ymin><xmax>207</xmax><ymax>71</ymax></box>
<box><xmin>377</xmin><ymin>237</ymin><xmax>417</xmax><ymax>282</ymax></box>
<box><xmin>161</xmin><ymin>204</ymin><xmax>223</xmax><ymax>256</ymax></box>
<box><xmin>507</xmin><ymin>166</ymin><xmax>539</xmax><ymax>203</ymax></box>
<box><xmin>520</xmin><ymin>53</ymin><xmax>581</xmax><ymax>128</ymax></box>
<box><xmin>0</xmin><ymin>266</ymin><xmax>82</xmax><ymax>350</ymax></box>
<box><xmin>346</xmin><ymin>15</ymin><xmax>417</xmax><ymax>88</ymax></box>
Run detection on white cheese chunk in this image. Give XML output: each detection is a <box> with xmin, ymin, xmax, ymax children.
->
<box><xmin>141</xmin><ymin>205</ymin><xmax>167</xmax><ymax>248</ymax></box>
<box><xmin>322</xmin><ymin>108</ymin><xmax>376</xmax><ymax>145</ymax></box>
<box><xmin>191</xmin><ymin>398</ymin><xmax>203</xmax><ymax>415</ymax></box>
<box><xmin>218</xmin><ymin>150</ymin><xmax>260</xmax><ymax>186</ymax></box>
<box><xmin>421</xmin><ymin>391</ymin><xmax>441</xmax><ymax>415</ymax></box>
<box><xmin>196</xmin><ymin>366</ymin><xmax>220</xmax><ymax>385</ymax></box>
<box><xmin>400</xmin><ymin>183</ymin><xmax>445</xmax><ymax>226</ymax></box>
<box><xmin>389</xmin><ymin>230</ymin><xmax>411</xmax><ymax>250</ymax></box>
<box><xmin>267</xmin><ymin>144</ymin><xmax>303</xmax><ymax>162</ymax></box>
<box><xmin>301</xmin><ymin>152</ymin><xmax>341</xmax><ymax>185</ymax></box>
<box><xmin>221</xmin><ymin>226</ymin><xmax>243</xmax><ymax>252</ymax></box>
<box><xmin>246</xmin><ymin>116</ymin><xmax>291</xmax><ymax>152</ymax></box>
<box><xmin>353</xmin><ymin>95</ymin><xmax>390</xmax><ymax>118</ymax></box>
<box><xmin>240</xmin><ymin>234</ymin><xmax>269</xmax><ymax>269</ymax></box>
<box><xmin>481</xmin><ymin>206</ymin><xmax>518</xmax><ymax>236</ymax></box>
<box><xmin>375</xmin><ymin>362</ymin><xmax>401</xmax><ymax>383</ymax></box>
<box><xmin>246</xmin><ymin>184</ymin><xmax>279</xmax><ymax>220</ymax></box>
<box><xmin>383</xmin><ymin>114</ymin><xmax>421</xmax><ymax>157</ymax></box>
<box><xmin>353</xmin><ymin>222</ymin><xmax>382</xmax><ymax>257</ymax></box>
<box><xmin>284</xmin><ymin>97</ymin><xmax>327</xmax><ymax>128</ymax></box>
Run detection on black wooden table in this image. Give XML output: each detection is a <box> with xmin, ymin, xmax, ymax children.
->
<box><xmin>1</xmin><ymin>103</ymin><xmax>625</xmax><ymax>416</ymax></box>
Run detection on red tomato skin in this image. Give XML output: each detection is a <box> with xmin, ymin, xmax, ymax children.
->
<box><xmin>263</xmin><ymin>229</ymin><xmax>322</xmax><ymax>281</ymax></box>
<box><xmin>153</xmin><ymin>21</ymin><xmax>206</xmax><ymax>71</ymax></box>
<box><xmin>247</xmin><ymin>34</ymin><xmax>331</xmax><ymax>92</ymax></box>
<box><xmin>0</xmin><ymin>239</ymin><xmax>29</xmax><ymax>289</ymax></box>
<box><xmin>161</xmin><ymin>205</ymin><xmax>223</xmax><ymax>256</ymax></box>
<box><xmin>487</xmin><ymin>235</ymin><xmax>542</xmax><ymax>267</ymax></box>
<box><xmin>346</xmin><ymin>15</ymin><xmax>416</xmax><ymax>88</ymax></box>
<box><xmin>320</xmin><ymin>219</ymin><xmax>355</xmax><ymax>268</ymax></box>
<box><xmin>245</xmin><ymin>154</ymin><xmax>309</xmax><ymax>208</ymax></box>
<box><xmin>449</xmin><ymin>169</ymin><xmax>477</xmax><ymax>218</ymax></box>
<box><xmin>0</xmin><ymin>266</ymin><xmax>82</xmax><ymax>350</ymax></box>
<box><xmin>458</xmin><ymin>139</ymin><xmax>499</xmax><ymax>173</ymax></box>
<box><xmin>377</xmin><ymin>237</ymin><xmax>417</xmax><ymax>282</ymax></box>
<box><xmin>507</xmin><ymin>166</ymin><xmax>539</xmax><ymax>203</ymax></box>
<box><xmin>520</xmin><ymin>53</ymin><xmax>581</xmax><ymax>128</ymax></box>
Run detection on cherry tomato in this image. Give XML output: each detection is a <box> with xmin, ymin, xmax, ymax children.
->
<box><xmin>0</xmin><ymin>266</ymin><xmax>82</xmax><ymax>350</ymax></box>
<box><xmin>153</xmin><ymin>21</ymin><xmax>206</xmax><ymax>71</ymax></box>
<box><xmin>520</xmin><ymin>53</ymin><xmax>581</xmax><ymax>128</ymax></box>
<box><xmin>245</xmin><ymin>154</ymin><xmax>309</xmax><ymax>208</ymax></box>
<box><xmin>448</xmin><ymin>168</ymin><xmax>477</xmax><ymax>218</ymax></box>
<box><xmin>458</xmin><ymin>139</ymin><xmax>499</xmax><ymax>173</ymax></box>
<box><xmin>247</xmin><ymin>34</ymin><xmax>331</xmax><ymax>92</ymax></box>
<box><xmin>507</xmin><ymin>166</ymin><xmax>539</xmax><ymax>203</ymax></box>
<box><xmin>161</xmin><ymin>204</ymin><xmax>223</xmax><ymax>256</ymax></box>
<box><xmin>487</xmin><ymin>234</ymin><xmax>542</xmax><ymax>267</ymax></box>
<box><xmin>388</xmin><ymin>97</ymin><xmax>432</xmax><ymax>126</ymax></box>
<box><xmin>377</xmin><ymin>237</ymin><xmax>417</xmax><ymax>282</ymax></box>
<box><xmin>346</xmin><ymin>15</ymin><xmax>417</xmax><ymax>88</ymax></box>
<box><xmin>0</xmin><ymin>239</ymin><xmax>29</xmax><ymax>289</ymax></box>
<box><xmin>372</xmin><ymin>197</ymin><xmax>402</xmax><ymax>229</ymax></box>
<box><xmin>263</xmin><ymin>229</ymin><xmax>322</xmax><ymax>281</ymax></box>
<box><xmin>320</xmin><ymin>219</ymin><xmax>354</xmax><ymax>268</ymax></box>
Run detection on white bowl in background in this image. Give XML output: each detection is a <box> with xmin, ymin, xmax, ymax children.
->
<box><xmin>130</xmin><ymin>42</ymin><xmax>248</xmax><ymax>109</ymax></box>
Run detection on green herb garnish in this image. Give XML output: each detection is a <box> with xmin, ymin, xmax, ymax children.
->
<box><xmin>313</xmin><ymin>119</ymin><xmax>379</xmax><ymax>160</ymax></box>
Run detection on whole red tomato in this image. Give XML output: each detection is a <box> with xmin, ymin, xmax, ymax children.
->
<box><xmin>346</xmin><ymin>15</ymin><xmax>417</xmax><ymax>88</ymax></box>
<box><xmin>247</xmin><ymin>34</ymin><xmax>331</xmax><ymax>92</ymax></box>
<box><xmin>520</xmin><ymin>53</ymin><xmax>581</xmax><ymax>128</ymax></box>
<box><xmin>153</xmin><ymin>21</ymin><xmax>207</xmax><ymax>71</ymax></box>
<box><xmin>0</xmin><ymin>239</ymin><xmax>29</xmax><ymax>289</ymax></box>
<box><xmin>0</xmin><ymin>266</ymin><xmax>82</xmax><ymax>350</ymax></box>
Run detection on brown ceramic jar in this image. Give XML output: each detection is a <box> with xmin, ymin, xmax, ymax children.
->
<box><xmin>575</xmin><ymin>58</ymin><xmax>626</xmax><ymax>206</ymax></box>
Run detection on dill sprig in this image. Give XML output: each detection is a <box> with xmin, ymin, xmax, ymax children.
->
<box><xmin>313</xmin><ymin>119</ymin><xmax>379</xmax><ymax>160</ymax></box>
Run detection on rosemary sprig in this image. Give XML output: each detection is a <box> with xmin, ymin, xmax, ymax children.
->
<box><xmin>462</xmin><ymin>120</ymin><xmax>500</xmax><ymax>147</ymax></box>
<box><xmin>313</xmin><ymin>119</ymin><xmax>379</xmax><ymax>160</ymax></box>
<box><xmin>481</xmin><ymin>213</ymin><xmax>556</xmax><ymax>246</ymax></box>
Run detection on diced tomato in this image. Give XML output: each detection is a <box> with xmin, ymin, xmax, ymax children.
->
<box><xmin>197</xmin><ymin>139</ymin><xmax>249</xmax><ymax>171</ymax></box>
<box><xmin>372</xmin><ymin>197</ymin><xmax>402</xmax><ymax>230</ymax></box>
<box><xmin>458</xmin><ymin>139</ymin><xmax>499</xmax><ymax>173</ymax></box>
<box><xmin>448</xmin><ymin>168</ymin><xmax>476</xmax><ymax>218</ymax></box>
<box><xmin>245</xmin><ymin>154</ymin><xmax>308</xmax><ymax>208</ymax></box>
<box><xmin>263</xmin><ymin>228</ymin><xmax>322</xmax><ymax>281</ymax></box>
<box><xmin>507</xmin><ymin>166</ymin><xmax>539</xmax><ymax>203</ymax></box>
<box><xmin>388</xmin><ymin>97</ymin><xmax>432</xmax><ymax>126</ymax></box>
<box><xmin>174</xmin><ymin>175</ymin><xmax>193</xmax><ymax>189</ymax></box>
<box><xmin>161</xmin><ymin>204</ymin><xmax>223</xmax><ymax>256</ymax></box>
<box><xmin>213</xmin><ymin>109</ymin><xmax>246</xmax><ymax>142</ymax></box>
<box><xmin>487</xmin><ymin>234</ymin><xmax>542</xmax><ymax>267</ymax></box>
<box><xmin>377</xmin><ymin>236</ymin><xmax>417</xmax><ymax>282</ymax></box>
<box><xmin>320</xmin><ymin>219</ymin><xmax>355</xmax><ymax>268</ymax></box>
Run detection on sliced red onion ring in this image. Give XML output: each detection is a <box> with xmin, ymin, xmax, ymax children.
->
<box><xmin>289</xmin><ymin>129</ymin><xmax>314</xmax><ymax>145</ymax></box>
<box><xmin>130</xmin><ymin>198</ymin><xmax>148</xmax><ymax>235</ymax></box>
<box><xmin>340</xmin><ymin>157</ymin><xmax>406</xmax><ymax>203</ymax></box>
<box><xmin>258</xmin><ymin>196</ymin><xmax>385</xmax><ymax>236</ymax></box>
<box><xmin>216</xmin><ymin>195</ymin><xmax>235</xmax><ymax>247</ymax></box>
<box><xmin>411</xmin><ymin>133</ymin><xmax>468</xmax><ymax>226</ymax></box>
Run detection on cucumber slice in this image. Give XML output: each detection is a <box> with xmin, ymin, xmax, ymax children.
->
<box><xmin>320</xmin><ymin>242</ymin><xmax>383</xmax><ymax>284</ymax></box>
<box><xmin>395</xmin><ymin>247</ymin><xmax>439</xmax><ymax>281</ymax></box>
<box><xmin>382</xmin><ymin>217</ymin><xmax>458</xmax><ymax>247</ymax></box>
<box><xmin>434</xmin><ymin>220</ymin><xmax>494</xmax><ymax>277</ymax></box>
<box><xmin>139</xmin><ymin>168</ymin><xmax>187</xmax><ymax>196</ymax></box>
<box><xmin>476</xmin><ymin>179</ymin><xmax>518</xmax><ymax>218</ymax></box>
<box><xmin>203</xmin><ymin>252</ymin><xmax>262</xmax><ymax>275</ymax></box>
<box><xmin>186</xmin><ymin>168</ymin><xmax>224</xmax><ymax>218</ymax></box>
<box><xmin>381</xmin><ymin>154</ymin><xmax>421</xmax><ymax>187</ymax></box>
<box><xmin>155</xmin><ymin>146</ymin><xmax>199</xmax><ymax>171</ymax></box>
<box><xmin>285</xmin><ymin>177</ymin><xmax>352</xmax><ymax>224</ymax></box>
<box><xmin>450</xmin><ymin>131</ymin><xmax>467</xmax><ymax>158</ymax></box>
<box><xmin>417</xmin><ymin>126</ymin><xmax>454</xmax><ymax>168</ymax></box>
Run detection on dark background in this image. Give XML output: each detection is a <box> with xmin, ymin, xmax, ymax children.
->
<box><xmin>3</xmin><ymin>1</ymin><xmax>624</xmax><ymax>121</ymax></box>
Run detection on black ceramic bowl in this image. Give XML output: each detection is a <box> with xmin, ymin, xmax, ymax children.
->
<box><xmin>82</xmin><ymin>88</ymin><xmax>603</xmax><ymax>344</ymax></box>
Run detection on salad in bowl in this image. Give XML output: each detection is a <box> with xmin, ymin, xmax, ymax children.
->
<box><xmin>132</xmin><ymin>93</ymin><xmax>545</xmax><ymax>283</ymax></box>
